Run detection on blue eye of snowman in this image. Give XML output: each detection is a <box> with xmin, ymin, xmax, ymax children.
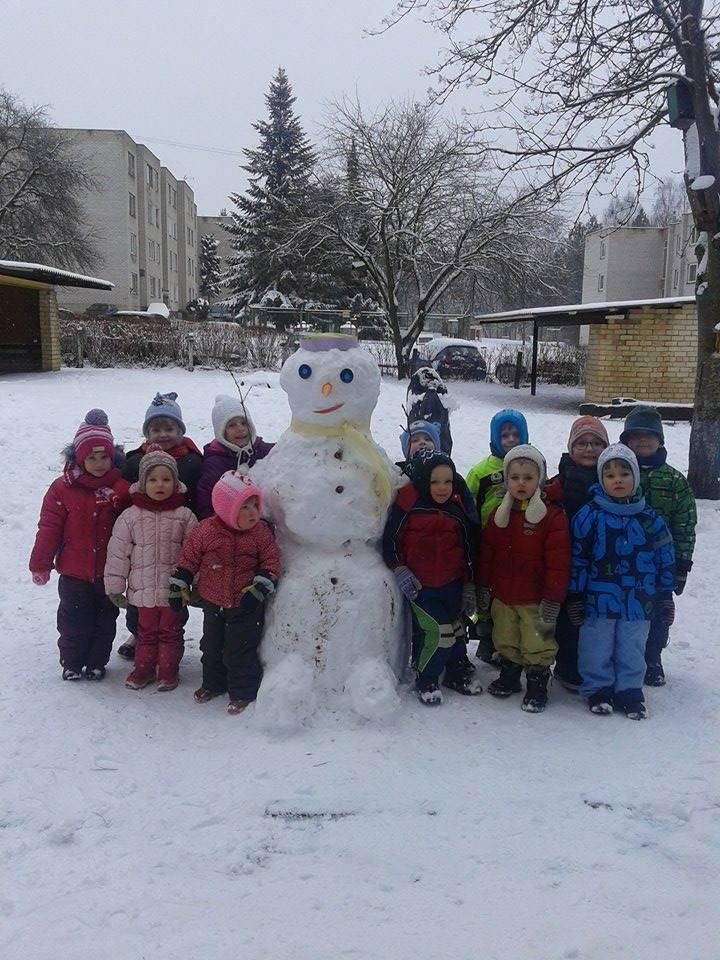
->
<box><xmin>339</xmin><ymin>368</ymin><xmax>354</xmax><ymax>383</ymax></box>
<box><xmin>298</xmin><ymin>364</ymin><xmax>312</xmax><ymax>380</ymax></box>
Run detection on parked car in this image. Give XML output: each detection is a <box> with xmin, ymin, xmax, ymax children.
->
<box><xmin>208</xmin><ymin>303</ymin><xmax>237</xmax><ymax>322</ymax></box>
<box><xmin>357</xmin><ymin>325</ymin><xmax>388</xmax><ymax>341</ymax></box>
<box><xmin>424</xmin><ymin>338</ymin><xmax>488</xmax><ymax>380</ymax></box>
<box><xmin>83</xmin><ymin>303</ymin><xmax>117</xmax><ymax>319</ymax></box>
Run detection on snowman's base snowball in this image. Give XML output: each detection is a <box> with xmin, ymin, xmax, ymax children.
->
<box><xmin>344</xmin><ymin>659</ymin><xmax>400</xmax><ymax>721</ymax></box>
<box><xmin>255</xmin><ymin>654</ymin><xmax>317</xmax><ymax>735</ymax></box>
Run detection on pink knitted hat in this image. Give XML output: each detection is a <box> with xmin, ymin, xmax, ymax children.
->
<box><xmin>74</xmin><ymin>409</ymin><xmax>114</xmax><ymax>462</ymax></box>
<box><xmin>211</xmin><ymin>471</ymin><xmax>263</xmax><ymax>528</ymax></box>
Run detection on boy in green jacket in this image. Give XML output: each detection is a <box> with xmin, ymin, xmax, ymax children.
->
<box><xmin>621</xmin><ymin>406</ymin><xmax>697</xmax><ymax>686</ymax></box>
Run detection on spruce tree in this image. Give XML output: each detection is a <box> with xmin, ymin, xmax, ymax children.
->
<box><xmin>198</xmin><ymin>233</ymin><xmax>222</xmax><ymax>299</ymax></box>
<box><xmin>225</xmin><ymin>68</ymin><xmax>316</xmax><ymax>305</ymax></box>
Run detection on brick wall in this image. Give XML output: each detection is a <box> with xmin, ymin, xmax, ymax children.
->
<box><xmin>585</xmin><ymin>304</ymin><xmax>697</xmax><ymax>403</ymax></box>
<box><xmin>39</xmin><ymin>288</ymin><xmax>61</xmax><ymax>371</ymax></box>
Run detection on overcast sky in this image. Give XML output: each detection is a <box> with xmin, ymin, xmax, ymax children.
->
<box><xmin>6</xmin><ymin>0</ymin><xmax>685</xmax><ymax>216</ymax></box>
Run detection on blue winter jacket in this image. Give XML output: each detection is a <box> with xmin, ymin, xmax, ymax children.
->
<box><xmin>569</xmin><ymin>484</ymin><xmax>675</xmax><ymax>620</ymax></box>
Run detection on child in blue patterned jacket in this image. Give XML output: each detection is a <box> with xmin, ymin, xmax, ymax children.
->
<box><xmin>567</xmin><ymin>443</ymin><xmax>675</xmax><ymax>720</ymax></box>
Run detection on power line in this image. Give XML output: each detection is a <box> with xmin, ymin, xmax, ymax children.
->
<box><xmin>136</xmin><ymin>135</ymin><xmax>244</xmax><ymax>157</ymax></box>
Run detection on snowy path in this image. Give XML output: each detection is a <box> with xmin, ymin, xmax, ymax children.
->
<box><xmin>1</xmin><ymin>368</ymin><xmax>718</xmax><ymax>960</ymax></box>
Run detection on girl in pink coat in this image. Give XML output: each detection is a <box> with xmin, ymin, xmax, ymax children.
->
<box><xmin>104</xmin><ymin>447</ymin><xmax>197</xmax><ymax>691</ymax></box>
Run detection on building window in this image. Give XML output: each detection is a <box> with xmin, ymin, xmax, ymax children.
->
<box><xmin>687</xmin><ymin>263</ymin><xmax>697</xmax><ymax>283</ymax></box>
<box><xmin>597</xmin><ymin>274</ymin><xmax>604</xmax><ymax>292</ymax></box>
<box><xmin>128</xmin><ymin>152</ymin><xmax>135</xmax><ymax>177</ymax></box>
<box><xmin>689</xmin><ymin>225</ymin><xmax>698</xmax><ymax>246</ymax></box>
<box><xmin>599</xmin><ymin>239</ymin><xmax>606</xmax><ymax>259</ymax></box>
<box><xmin>147</xmin><ymin>200</ymin><xmax>153</xmax><ymax>225</ymax></box>
<box><xmin>146</xmin><ymin>163</ymin><xmax>154</xmax><ymax>186</ymax></box>
<box><xmin>130</xmin><ymin>272</ymin><xmax>138</xmax><ymax>293</ymax></box>
<box><xmin>148</xmin><ymin>240</ymin><xmax>154</xmax><ymax>262</ymax></box>
<box><xmin>130</xmin><ymin>232</ymin><xmax>137</xmax><ymax>259</ymax></box>
<box><xmin>156</xmin><ymin>207</ymin><xmax>160</xmax><ymax>228</ymax></box>
<box><xmin>129</xmin><ymin>192</ymin><xmax>136</xmax><ymax>218</ymax></box>
<box><xmin>675</xmin><ymin>234</ymin><xmax>681</xmax><ymax>254</ymax></box>
<box><xmin>673</xmin><ymin>268</ymin><xmax>679</xmax><ymax>288</ymax></box>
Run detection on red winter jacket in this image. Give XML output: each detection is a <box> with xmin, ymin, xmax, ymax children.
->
<box><xmin>175</xmin><ymin>516</ymin><xmax>281</xmax><ymax>608</ymax></box>
<box><xmin>30</xmin><ymin>465</ymin><xmax>123</xmax><ymax>583</ymax></box>
<box><xmin>477</xmin><ymin>503</ymin><xmax>570</xmax><ymax>605</ymax></box>
<box><xmin>382</xmin><ymin>483</ymin><xmax>474</xmax><ymax>587</ymax></box>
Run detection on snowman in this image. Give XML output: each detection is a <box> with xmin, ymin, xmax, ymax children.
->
<box><xmin>252</xmin><ymin>333</ymin><xmax>404</xmax><ymax>730</ymax></box>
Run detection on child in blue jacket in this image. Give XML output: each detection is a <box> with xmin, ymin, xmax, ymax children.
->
<box><xmin>568</xmin><ymin>444</ymin><xmax>675</xmax><ymax>720</ymax></box>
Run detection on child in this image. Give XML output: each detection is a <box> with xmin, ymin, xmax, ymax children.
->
<box><xmin>544</xmin><ymin>416</ymin><xmax>609</xmax><ymax>690</ymax></box>
<box><xmin>196</xmin><ymin>394</ymin><xmax>274</xmax><ymax>519</ymax></box>
<box><xmin>169</xmin><ymin>471</ymin><xmax>281</xmax><ymax>714</ymax></box>
<box><xmin>476</xmin><ymin>444</ymin><xmax>570</xmax><ymax>712</ymax></box>
<box><xmin>116</xmin><ymin>391</ymin><xmax>203</xmax><ymax>661</ymax></box>
<box><xmin>568</xmin><ymin>444</ymin><xmax>675</xmax><ymax>719</ymax></box>
<box><xmin>104</xmin><ymin>448</ymin><xmax>197</xmax><ymax>691</ymax></box>
<box><xmin>29</xmin><ymin>410</ymin><xmax>123</xmax><ymax>681</ymax></box>
<box><xmin>397</xmin><ymin>419</ymin><xmax>478</xmax><ymax>522</ymax></box>
<box><xmin>406</xmin><ymin>367</ymin><xmax>453</xmax><ymax>454</ymax></box>
<box><xmin>620</xmin><ymin>406</ymin><xmax>697</xmax><ymax>686</ymax></box>
<box><xmin>383</xmin><ymin>450</ymin><xmax>481</xmax><ymax>705</ymax></box>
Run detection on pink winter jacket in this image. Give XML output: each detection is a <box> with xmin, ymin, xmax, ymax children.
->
<box><xmin>104</xmin><ymin>489</ymin><xmax>197</xmax><ymax>608</ymax></box>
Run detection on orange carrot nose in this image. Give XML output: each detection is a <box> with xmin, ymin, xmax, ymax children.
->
<box><xmin>321</xmin><ymin>382</ymin><xmax>333</xmax><ymax>397</ymax></box>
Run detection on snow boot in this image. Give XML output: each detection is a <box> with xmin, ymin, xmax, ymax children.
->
<box><xmin>417</xmin><ymin>681</ymin><xmax>443</xmax><ymax>706</ymax></box>
<box><xmin>623</xmin><ymin>700</ymin><xmax>647</xmax><ymax>721</ymax></box>
<box><xmin>521</xmin><ymin>666</ymin><xmax>550</xmax><ymax>713</ymax></box>
<box><xmin>443</xmin><ymin>673</ymin><xmax>484</xmax><ymax>696</ymax></box>
<box><xmin>62</xmin><ymin>667</ymin><xmax>83</xmax><ymax>681</ymax></box>
<box><xmin>487</xmin><ymin>659</ymin><xmax>523</xmax><ymax>698</ymax></box>
<box><xmin>227</xmin><ymin>698</ymin><xmax>253</xmax><ymax>715</ymax></box>
<box><xmin>117</xmin><ymin>634</ymin><xmax>136</xmax><ymax>661</ymax></box>
<box><xmin>85</xmin><ymin>666</ymin><xmax>106</xmax><ymax>681</ymax></box>
<box><xmin>125</xmin><ymin>670</ymin><xmax>154</xmax><ymax>690</ymax></box>
<box><xmin>194</xmin><ymin>686</ymin><xmax>226</xmax><ymax>703</ymax></box>
<box><xmin>554</xmin><ymin>667</ymin><xmax>582</xmax><ymax>693</ymax></box>
<box><xmin>588</xmin><ymin>689</ymin><xmax>614</xmax><ymax>715</ymax></box>
<box><xmin>156</xmin><ymin>677</ymin><xmax>179</xmax><ymax>692</ymax></box>
<box><xmin>644</xmin><ymin>659</ymin><xmax>666</xmax><ymax>687</ymax></box>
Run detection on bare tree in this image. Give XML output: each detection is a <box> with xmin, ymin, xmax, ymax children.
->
<box><xmin>0</xmin><ymin>88</ymin><xmax>99</xmax><ymax>270</ymax></box>
<box><xmin>285</xmin><ymin>98</ymin><xmax>557</xmax><ymax>376</ymax></box>
<box><xmin>382</xmin><ymin>1</ymin><xmax>720</xmax><ymax>497</ymax></box>
<box><xmin>651</xmin><ymin>176</ymin><xmax>691</xmax><ymax>225</ymax></box>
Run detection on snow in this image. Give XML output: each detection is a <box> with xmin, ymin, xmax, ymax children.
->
<box><xmin>0</xmin><ymin>260</ymin><xmax>113</xmax><ymax>289</ymax></box>
<box><xmin>2</xmin><ymin>366</ymin><xmax>719</xmax><ymax>960</ymax></box>
<box><xmin>690</xmin><ymin>174</ymin><xmax>716</xmax><ymax>191</ymax></box>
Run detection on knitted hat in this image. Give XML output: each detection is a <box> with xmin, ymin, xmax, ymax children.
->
<box><xmin>411</xmin><ymin>450</ymin><xmax>457</xmax><ymax>502</ymax></box>
<box><xmin>620</xmin><ymin>405</ymin><xmax>664</xmax><ymax>445</ymax></box>
<box><xmin>73</xmin><ymin>409</ymin><xmax>115</xmax><ymax>463</ymax></box>
<box><xmin>143</xmin><ymin>392</ymin><xmax>185</xmax><ymax>436</ymax></box>
<box><xmin>137</xmin><ymin>445</ymin><xmax>179</xmax><ymax>492</ymax></box>
<box><xmin>211</xmin><ymin>470</ymin><xmax>263</xmax><ymax>528</ymax></box>
<box><xmin>597</xmin><ymin>443</ymin><xmax>641</xmax><ymax>493</ymax></box>
<box><xmin>494</xmin><ymin>443</ymin><xmax>547</xmax><ymax>528</ymax></box>
<box><xmin>567</xmin><ymin>415</ymin><xmax>609</xmax><ymax>453</ymax></box>
<box><xmin>400</xmin><ymin>419</ymin><xmax>441</xmax><ymax>459</ymax></box>
<box><xmin>211</xmin><ymin>394</ymin><xmax>256</xmax><ymax>453</ymax></box>
<box><xmin>489</xmin><ymin>408</ymin><xmax>529</xmax><ymax>458</ymax></box>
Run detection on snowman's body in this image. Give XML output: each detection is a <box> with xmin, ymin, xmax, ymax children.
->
<box><xmin>252</xmin><ymin>336</ymin><xmax>405</xmax><ymax>728</ymax></box>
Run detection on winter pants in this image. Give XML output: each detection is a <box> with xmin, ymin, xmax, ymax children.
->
<box><xmin>200</xmin><ymin>602</ymin><xmax>264</xmax><ymax>701</ymax></box>
<box><xmin>57</xmin><ymin>575</ymin><xmax>118</xmax><ymax>672</ymax></box>
<box><xmin>491</xmin><ymin>598</ymin><xmax>557</xmax><ymax>668</ymax></box>
<box><xmin>645</xmin><ymin>617</ymin><xmax>670</xmax><ymax>666</ymax></box>
<box><xmin>409</xmin><ymin>581</ymin><xmax>467</xmax><ymax>690</ymax></box>
<box><xmin>126</xmin><ymin>603</ymin><xmax>187</xmax><ymax>637</ymax></box>
<box><xmin>135</xmin><ymin>607</ymin><xmax>185</xmax><ymax>684</ymax></box>
<box><xmin>578</xmin><ymin>618</ymin><xmax>649</xmax><ymax>705</ymax></box>
<box><xmin>554</xmin><ymin>604</ymin><xmax>581</xmax><ymax>684</ymax></box>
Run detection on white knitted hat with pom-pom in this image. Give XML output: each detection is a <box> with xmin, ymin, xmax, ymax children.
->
<box><xmin>211</xmin><ymin>394</ymin><xmax>256</xmax><ymax>453</ymax></box>
<box><xmin>493</xmin><ymin>444</ymin><xmax>548</xmax><ymax>528</ymax></box>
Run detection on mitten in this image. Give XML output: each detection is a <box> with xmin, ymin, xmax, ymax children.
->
<box><xmin>658</xmin><ymin>595</ymin><xmax>675</xmax><ymax>626</ymax></box>
<box><xmin>566</xmin><ymin>597</ymin><xmax>585</xmax><ymax>626</ymax></box>
<box><xmin>239</xmin><ymin>574</ymin><xmax>276</xmax><ymax>613</ymax></box>
<box><xmin>674</xmin><ymin>558</ymin><xmax>692</xmax><ymax>596</ymax></box>
<box><xmin>107</xmin><ymin>592</ymin><xmax>128</xmax><ymax>609</ymax></box>
<box><xmin>394</xmin><ymin>565</ymin><xmax>422</xmax><ymax>600</ymax></box>
<box><xmin>538</xmin><ymin>599</ymin><xmax>561</xmax><ymax>630</ymax></box>
<box><xmin>32</xmin><ymin>572</ymin><xmax>50</xmax><ymax>586</ymax></box>
<box><xmin>476</xmin><ymin>586</ymin><xmax>491</xmax><ymax>615</ymax></box>
<box><xmin>169</xmin><ymin>569</ymin><xmax>192</xmax><ymax>612</ymax></box>
<box><xmin>462</xmin><ymin>583</ymin><xmax>477</xmax><ymax>616</ymax></box>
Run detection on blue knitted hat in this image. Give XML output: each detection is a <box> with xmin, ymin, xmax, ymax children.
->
<box><xmin>400</xmin><ymin>420</ymin><xmax>442</xmax><ymax>459</ymax></box>
<box><xmin>489</xmin><ymin>408</ymin><xmax>529</xmax><ymax>458</ymax></box>
<box><xmin>143</xmin><ymin>392</ymin><xmax>185</xmax><ymax>436</ymax></box>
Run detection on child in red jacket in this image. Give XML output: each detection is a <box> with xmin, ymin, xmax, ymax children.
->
<box><xmin>383</xmin><ymin>451</ymin><xmax>481</xmax><ymax>706</ymax></box>
<box><xmin>29</xmin><ymin>410</ymin><xmax>123</xmax><ymax>681</ymax></box>
<box><xmin>169</xmin><ymin>472</ymin><xmax>281</xmax><ymax>715</ymax></box>
<box><xmin>477</xmin><ymin>444</ymin><xmax>570</xmax><ymax>712</ymax></box>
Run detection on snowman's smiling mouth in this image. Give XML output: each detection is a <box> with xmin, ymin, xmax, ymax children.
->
<box><xmin>314</xmin><ymin>402</ymin><xmax>345</xmax><ymax>414</ymax></box>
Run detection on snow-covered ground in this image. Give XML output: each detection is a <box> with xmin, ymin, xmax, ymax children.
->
<box><xmin>1</xmin><ymin>367</ymin><xmax>718</xmax><ymax>960</ymax></box>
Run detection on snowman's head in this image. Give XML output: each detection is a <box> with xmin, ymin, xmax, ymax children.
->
<box><xmin>280</xmin><ymin>334</ymin><xmax>380</xmax><ymax>429</ymax></box>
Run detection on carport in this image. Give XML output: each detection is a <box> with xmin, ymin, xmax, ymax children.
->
<box><xmin>0</xmin><ymin>261</ymin><xmax>113</xmax><ymax>373</ymax></box>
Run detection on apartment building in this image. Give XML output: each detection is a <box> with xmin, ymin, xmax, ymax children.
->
<box><xmin>54</xmin><ymin>129</ymin><xmax>197</xmax><ymax>313</ymax></box>
<box><xmin>582</xmin><ymin>214</ymin><xmax>698</xmax><ymax>303</ymax></box>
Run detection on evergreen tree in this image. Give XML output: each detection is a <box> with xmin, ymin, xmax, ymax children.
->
<box><xmin>225</xmin><ymin>68</ymin><xmax>316</xmax><ymax>305</ymax></box>
<box><xmin>198</xmin><ymin>233</ymin><xmax>222</xmax><ymax>299</ymax></box>
<box><xmin>631</xmin><ymin>206</ymin><xmax>650</xmax><ymax>227</ymax></box>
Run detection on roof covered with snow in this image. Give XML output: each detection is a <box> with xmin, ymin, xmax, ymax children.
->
<box><xmin>473</xmin><ymin>295</ymin><xmax>695</xmax><ymax>326</ymax></box>
<box><xmin>0</xmin><ymin>260</ymin><xmax>113</xmax><ymax>290</ymax></box>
